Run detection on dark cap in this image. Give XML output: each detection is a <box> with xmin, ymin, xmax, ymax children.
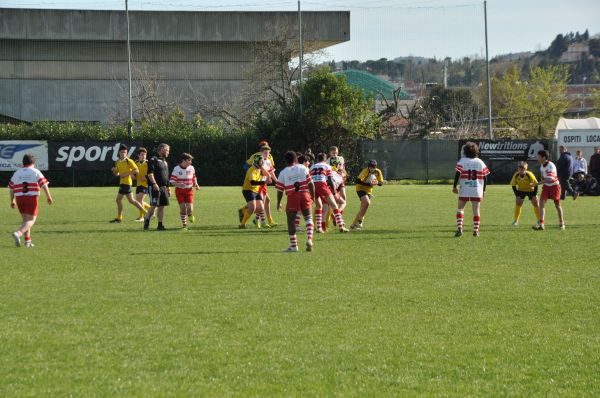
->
<box><xmin>368</xmin><ymin>159</ymin><xmax>377</xmax><ymax>167</ymax></box>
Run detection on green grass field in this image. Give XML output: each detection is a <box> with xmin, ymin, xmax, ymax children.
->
<box><xmin>0</xmin><ymin>185</ymin><xmax>598</xmax><ymax>396</ymax></box>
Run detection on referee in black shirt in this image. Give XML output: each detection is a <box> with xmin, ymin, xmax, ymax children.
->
<box><xmin>144</xmin><ymin>143</ymin><xmax>171</xmax><ymax>230</ymax></box>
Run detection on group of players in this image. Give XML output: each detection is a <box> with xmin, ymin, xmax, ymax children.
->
<box><xmin>8</xmin><ymin>140</ymin><xmax>572</xmax><ymax>249</ymax></box>
<box><xmin>453</xmin><ymin>141</ymin><xmax>574</xmax><ymax>237</ymax></box>
<box><xmin>238</xmin><ymin>142</ymin><xmax>384</xmax><ymax>251</ymax></box>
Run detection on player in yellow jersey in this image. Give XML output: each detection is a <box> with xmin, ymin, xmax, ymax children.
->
<box><xmin>134</xmin><ymin>147</ymin><xmax>152</xmax><ymax>221</ymax></box>
<box><xmin>239</xmin><ymin>156</ymin><xmax>271</xmax><ymax>228</ymax></box>
<box><xmin>350</xmin><ymin>159</ymin><xmax>384</xmax><ymax>230</ymax></box>
<box><xmin>510</xmin><ymin>161</ymin><xmax>540</xmax><ymax>226</ymax></box>
<box><xmin>110</xmin><ymin>144</ymin><xmax>147</xmax><ymax>223</ymax></box>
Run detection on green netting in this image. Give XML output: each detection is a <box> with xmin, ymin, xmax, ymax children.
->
<box><xmin>334</xmin><ymin>70</ymin><xmax>409</xmax><ymax>100</ymax></box>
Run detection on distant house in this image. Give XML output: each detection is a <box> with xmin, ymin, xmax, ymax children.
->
<box><xmin>559</xmin><ymin>42</ymin><xmax>590</xmax><ymax>63</ymax></box>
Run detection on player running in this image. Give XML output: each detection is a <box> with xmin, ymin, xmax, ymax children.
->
<box><xmin>533</xmin><ymin>150</ymin><xmax>566</xmax><ymax>230</ymax></box>
<box><xmin>239</xmin><ymin>155</ymin><xmax>271</xmax><ymax>229</ymax></box>
<box><xmin>452</xmin><ymin>142</ymin><xmax>490</xmax><ymax>237</ymax></box>
<box><xmin>8</xmin><ymin>154</ymin><xmax>53</xmax><ymax>248</ymax></box>
<box><xmin>276</xmin><ymin>151</ymin><xmax>316</xmax><ymax>252</ymax></box>
<box><xmin>170</xmin><ymin>153</ymin><xmax>200</xmax><ymax>229</ymax></box>
<box><xmin>110</xmin><ymin>144</ymin><xmax>147</xmax><ymax>223</ymax></box>
<box><xmin>309</xmin><ymin>152</ymin><xmax>349</xmax><ymax>233</ymax></box>
<box><xmin>510</xmin><ymin>161</ymin><xmax>540</xmax><ymax>226</ymax></box>
<box><xmin>350</xmin><ymin>159</ymin><xmax>384</xmax><ymax>230</ymax></box>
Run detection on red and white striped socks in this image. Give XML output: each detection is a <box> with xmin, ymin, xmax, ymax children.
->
<box><xmin>289</xmin><ymin>234</ymin><xmax>298</xmax><ymax>249</ymax></box>
<box><xmin>180</xmin><ymin>212</ymin><xmax>187</xmax><ymax>226</ymax></box>
<box><xmin>473</xmin><ymin>216</ymin><xmax>480</xmax><ymax>234</ymax></box>
<box><xmin>304</xmin><ymin>214</ymin><xmax>314</xmax><ymax>243</ymax></box>
<box><xmin>333</xmin><ymin>209</ymin><xmax>345</xmax><ymax>229</ymax></box>
<box><xmin>456</xmin><ymin>210</ymin><xmax>464</xmax><ymax>231</ymax></box>
<box><xmin>315</xmin><ymin>209</ymin><xmax>323</xmax><ymax>232</ymax></box>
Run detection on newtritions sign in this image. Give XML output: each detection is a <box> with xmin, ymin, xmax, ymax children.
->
<box><xmin>458</xmin><ymin>140</ymin><xmax>549</xmax><ymax>161</ymax></box>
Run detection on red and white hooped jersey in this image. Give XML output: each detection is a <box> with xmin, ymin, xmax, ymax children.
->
<box><xmin>309</xmin><ymin>162</ymin><xmax>333</xmax><ymax>184</ymax></box>
<box><xmin>261</xmin><ymin>158</ymin><xmax>275</xmax><ymax>182</ymax></box>
<box><xmin>8</xmin><ymin>166</ymin><xmax>48</xmax><ymax>197</ymax></box>
<box><xmin>455</xmin><ymin>157</ymin><xmax>490</xmax><ymax>198</ymax></box>
<box><xmin>276</xmin><ymin>164</ymin><xmax>312</xmax><ymax>195</ymax></box>
<box><xmin>170</xmin><ymin>165</ymin><xmax>197</xmax><ymax>188</ymax></box>
<box><xmin>540</xmin><ymin>161</ymin><xmax>559</xmax><ymax>186</ymax></box>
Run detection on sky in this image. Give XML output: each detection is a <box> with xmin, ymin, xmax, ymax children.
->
<box><xmin>2</xmin><ymin>0</ymin><xmax>599</xmax><ymax>62</ymax></box>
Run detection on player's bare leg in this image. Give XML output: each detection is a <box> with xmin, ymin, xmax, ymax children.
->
<box><xmin>13</xmin><ymin>213</ymin><xmax>36</xmax><ymax>247</ymax></box>
<box><xmin>264</xmin><ymin>194</ymin><xmax>277</xmax><ymax>227</ymax></box>
<box><xmin>112</xmin><ymin>193</ymin><xmax>125</xmax><ymax>223</ymax></box>
<box><xmin>135</xmin><ymin>191</ymin><xmax>150</xmax><ymax>220</ymax></box>
<box><xmin>126</xmin><ymin>193</ymin><xmax>147</xmax><ymax>215</ymax></box>
<box><xmin>534</xmin><ymin>199</ymin><xmax>546</xmax><ymax>230</ymax></box>
<box><xmin>187</xmin><ymin>202</ymin><xmax>195</xmax><ymax>223</ymax></box>
<box><xmin>471</xmin><ymin>201</ymin><xmax>481</xmax><ymax>237</ymax></box>
<box><xmin>455</xmin><ymin>199</ymin><xmax>467</xmax><ymax>237</ymax></box>
<box><xmin>530</xmin><ymin>196</ymin><xmax>540</xmax><ymax>223</ymax></box>
<box><xmin>321</xmin><ymin>203</ymin><xmax>329</xmax><ymax>232</ymax></box>
<box><xmin>284</xmin><ymin>211</ymin><xmax>299</xmax><ymax>252</ymax></box>
<box><xmin>351</xmin><ymin>195</ymin><xmax>371</xmax><ymax>230</ymax></box>
<box><xmin>555</xmin><ymin>200</ymin><xmax>565</xmax><ymax>229</ymax></box>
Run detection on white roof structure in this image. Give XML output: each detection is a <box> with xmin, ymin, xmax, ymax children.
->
<box><xmin>555</xmin><ymin>117</ymin><xmax>600</xmax><ymax>135</ymax></box>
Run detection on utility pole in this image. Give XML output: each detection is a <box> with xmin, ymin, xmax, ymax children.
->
<box><xmin>484</xmin><ymin>1</ymin><xmax>493</xmax><ymax>139</ymax></box>
<box><xmin>298</xmin><ymin>0</ymin><xmax>303</xmax><ymax>116</ymax></box>
<box><xmin>126</xmin><ymin>0</ymin><xmax>133</xmax><ymax>138</ymax></box>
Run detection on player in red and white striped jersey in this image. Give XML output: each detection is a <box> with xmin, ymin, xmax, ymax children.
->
<box><xmin>452</xmin><ymin>142</ymin><xmax>490</xmax><ymax>237</ymax></box>
<box><xmin>533</xmin><ymin>150</ymin><xmax>565</xmax><ymax>230</ymax></box>
<box><xmin>310</xmin><ymin>153</ymin><xmax>349</xmax><ymax>233</ymax></box>
<box><xmin>276</xmin><ymin>151</ymin><xmax>316</xmax><ymax>252</ymax></box>
<box><xmin>8</xmin><ymin>154</ymin><xmax>53</xmax><ymax>247</ymax></box>
<box><xmin>170</xmin><ymin>153</ymin><xmax>200</xmax><ymax>229</ymax></box>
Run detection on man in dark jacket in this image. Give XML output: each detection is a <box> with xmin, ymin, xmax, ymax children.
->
<box><xmin>589</xmin><ymin>147</ymin><xmax>600</xmax><ymax>180</ymax></box>
<box><xmin>556</xmin><ymin>146</ymin><xmax>577</xmax><ymax>200</ymax></box>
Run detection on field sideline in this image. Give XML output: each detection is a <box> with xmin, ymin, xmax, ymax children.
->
<box><xmin>0</xmin><ymin>185</ymin><xmax>598</xmax><ymax>396</ymax></box>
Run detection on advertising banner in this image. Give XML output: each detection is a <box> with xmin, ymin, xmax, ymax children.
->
<box><xmin>48</xmin><ymin>141</ymin><xmax>140</xmax><ymax>170</ymax></box>
<box><xmin>0</xmin><ymin>141</ymin><xmax>49</xmax><ymax>171</ymax></box>
<box><xmin>459</xmin><ymin>139</ymin><xmax>550</xmax><ymax>161</ymax></box>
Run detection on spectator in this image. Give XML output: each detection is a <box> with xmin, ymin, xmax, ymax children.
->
<box><xmin>589</xmin><ymin>147</ymin><xmax>600</xmax><ymax>180</ymax></box>
<box><xmin>572</xmin><ymin>173</ymin><xmax>587</xmax><ymax>195</ymax></box>
<box><xmin>573</xmin><ymin>150</ymin><xmax>587</xmax><ymax>178</ymax></box>
<box><xmin>584</xmin><ymin>174</ymin><xmax>599</xmax><ymax>196</ymax></box>
<box><xmin>556</xmin><ymin>145</ymin><xmax>577</xmax><ymax>200</ymax></box>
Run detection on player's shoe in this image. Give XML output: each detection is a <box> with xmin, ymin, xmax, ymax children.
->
<box><xmin>238</xmin><ymin>208</ymin><xmax>244</xmax><ymax>223</ymax></box>
<box><xmin>12</xmin><ymin>231</ymin><xmax>21</xmax><ymax>247</ymax></box>
<box><xmin>316</xmin><ymin>228</ymin><xmax>324</xmax><ymax>233</ymax></box>
<box><xmin>339</xmin><ymin>226</ymin><xmax>349</xmax><ymax>233</ymax></box>
<box><xmin>283</xmin><ymin>246</ymin><xmax>299</xmax><ymax>252</ymax></box>
<box><xmin>189</xmin><ymin>214</ymin><xmax>195</xmax><ymax>223</ymax></box>
<box><xmin>181</xmin><ymin>224</ymin><xmax>188</xmax><ymax>231</ymax></box>
<box><xmin>109</xmin><ymin>218</ymin><xmax>122</xmax><ymax>223</ymax></box>
<box><xmin>559</xmin><ymin>224</ymin><xmax>565</xmax><ymax>230</ymax></box>
<box><xmin>306</xmin><ymin>240</ymin><xmax>313</xmax><ymax>252</ymax></box>
<box><xmin>350</xmin><ymin>222</ymin><xmax>362</xmax><ymax>230</ymax></box>
<box><xmin>454</xmin><ymin>229</ymin><xmax>463</xmax><ymax>237</ymax></box>
<box><xmin>134</xmin><ymin>217</ymin><xmax>144</xmax><ymax>222</ymax></box>
<box><xmin>473</xmin><ymin>231</ymin><xmax>479</xmax><ymax>237</ymax></box>
<box><xmin>261</xmin><ymin>222</ymin><xmax>271</xmax><ymax>228</ymax></box>
<box><xmin>532</xmin><ymin>223</ymin><xmax>545</xmax><ymax>230</ymax></box>
<box><xmin>25</xmin><ymin>241</ymin><xmax>34</xmax><ymax>248</ymax></box>
<box><xmin>157</xmin><ymin>224</ymin><xmax>166</xmax><ymax>231</ymax></box>
<box><xmin>238</xmin><ymin>224</ymin><xmax>247</xmax><ymax>229</ymax></box>
<box><xmin>143</xmin><ymin>219</ymin><xmax>150</xmax><ymax>230</ymax></box>
<box><xmin>511</xmin><ymin>220</ymin><xmax>519</xmax><ymax>226</ymax></box>
<box><xmin>268</xmin><ymin>221</ymin><xmax>278</xmax><ymax>227</ymax></box>
<box><xmin>573</xmin><ymin>192</ymin><xmax>579</xmax><ymax>200</ymax></box>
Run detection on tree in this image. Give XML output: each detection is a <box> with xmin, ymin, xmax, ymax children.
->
<box><xmin>548</xmin><ymin>34</ymin><xmax>568</xmax><ymax>59</ymax></box>
<box><xmin>405</xmin><ymin>86</ymin><xmax>481</xmax><ymax>138</ymax></box>
<box><xmin>492</xmin><ymin>65</ymin><xmax>570</xmax><ymax>137</ymax></box>
<box><xmin>251</xmin><ymin>68</ymin><xmax>379</xmax><ymax>174</ymax></box>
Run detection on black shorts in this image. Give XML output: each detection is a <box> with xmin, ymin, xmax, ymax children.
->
<box><xmin>118</xmin><ymin>184</ymin><xmax>132</xmax><ymax>195</ymax></box>
<box><xmin>242</xmin><ymin>190</ymin><xmax>263</xmax><ymax>202</ymax></box>
<box><xmin>149</xmin><ymin>186</ymin><xmax>169</xmax><ymax>207</ymax></box>
<box><xmin>357</xmin><ymin>190</ymin><xmax>372</xmax><ymax>200</ymax></box>
<box><xmin>515</xmin><ymin>190</ymin><xmax>536</xmax><ymax>200</ymax></box>
<box><xmin>136</xmin><ymin>186</ymin><xmax>148</xmax><ymax>195</ymax></box>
